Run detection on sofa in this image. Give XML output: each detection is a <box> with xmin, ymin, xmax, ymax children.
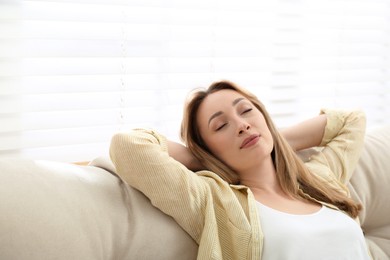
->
<box><xmin>0</xmin><ymin>125</ymin><xmax>389</xmax><ymax>260</ymax></box>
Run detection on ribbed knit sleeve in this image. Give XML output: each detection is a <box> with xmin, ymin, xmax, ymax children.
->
<box><xmin>109</xmin><ymin>129</ymin><xmax>209</xmax><ymax>242</ymax></box>
<box><xmin>306</xmin><ymin>109</ymin><xmax>366</xmax><ymax>186</ymax></box>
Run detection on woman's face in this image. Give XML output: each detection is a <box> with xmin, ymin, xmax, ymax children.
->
<box><xmin>196</xmin><ymin>89</ymin><xmax>274</xmax><ymax>173</ymax></box>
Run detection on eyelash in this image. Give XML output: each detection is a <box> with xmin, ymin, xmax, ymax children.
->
<box><xmin>216</xmin><ymin>124</ymin><xmax>226</xmax><ymax>131</ymax></box>
<box><xmin>215</xmin><ymin>108</ymin><xmax>253</xmax><ymax>131</ymax></box>
<box><xmin>242</xmin><ymin>108</ymin><xmax>252</xmax><ymax>114</ymax></box>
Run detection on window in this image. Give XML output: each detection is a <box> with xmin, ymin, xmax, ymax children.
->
<box><xmin>1</xmin><ymin>0</ymin><xmax>389</xmax><ymax>162</ymax></box>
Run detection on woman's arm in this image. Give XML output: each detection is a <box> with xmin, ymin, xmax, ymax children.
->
<box><xmin>284</xmin><ymin>109</ymin><xmax>366</xmax><ymax>184</ymax></box>
<box><xmin>109</xmin><ymin>129</ymin><xmax>208</xmax><ymax>242</ymax></box>
<box><xmin>280</xmin><ymin>114</ymin><xmax>327</xmax><ymax>151</ymax></box>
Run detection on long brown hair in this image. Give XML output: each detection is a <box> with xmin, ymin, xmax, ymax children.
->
<box><xmin>180</xmin><ymin>80</ymin><xmax>361</xmax><ymax>218</ymax></box>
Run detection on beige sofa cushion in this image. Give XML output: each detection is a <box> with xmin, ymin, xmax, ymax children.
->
<box><xmin>0</xmin><ymin>159</ymin><xmax>130</xmax><ymax>259</ymax></box>
<box><xmin>0</xmin><ymin>158</ymin><xmax>197</xmax><ymax>260</ymax></box>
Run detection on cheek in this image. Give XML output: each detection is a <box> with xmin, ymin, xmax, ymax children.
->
<box><xmin>206</xmin><ymin>136</ymin><xmax>223</xmax><ymax>154</ymax></box>
<box><xmin>204</xmin><ymin>134</ymin><xmax>232</xmax><ymax>159</ymax></box>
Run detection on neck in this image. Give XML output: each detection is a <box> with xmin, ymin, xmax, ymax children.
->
<box><xmin>239</xmin><ymin>156</ymin><xmax>282</xmax><ymax>193</ymax></box>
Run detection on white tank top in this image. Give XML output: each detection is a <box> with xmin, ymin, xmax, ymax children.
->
<box><xmin>256</xmin><ymin>201</ymin><xmax>370</xmax><ymax>260</ymax></box>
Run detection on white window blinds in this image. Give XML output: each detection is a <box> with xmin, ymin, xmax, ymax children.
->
<box><xmin>1</xmin><ymin>0</ymin><xmax>389</xmax><ymax>162</ymax></box>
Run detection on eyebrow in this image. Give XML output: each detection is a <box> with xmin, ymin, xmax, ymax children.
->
<box><xmin>208</xmin><ymin>97</ymin><xmax>245</xmax><ymax>126</ymax></box>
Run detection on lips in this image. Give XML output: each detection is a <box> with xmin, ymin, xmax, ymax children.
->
<box><xmin>240</xmin><ymin>134</ymin><xmax>260</xmax><ymax>149</ymax></box>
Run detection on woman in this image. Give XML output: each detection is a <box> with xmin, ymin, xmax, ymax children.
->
<box><xmin>110</xmin><ymin>81</ymin><xmax>371</xmax><ymax>259</ymax></box>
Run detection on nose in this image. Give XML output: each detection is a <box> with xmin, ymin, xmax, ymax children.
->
<box><xmin>238</xmin><ymin>122</ymin><xmax>250</xmax><ymax>135</ymax></box>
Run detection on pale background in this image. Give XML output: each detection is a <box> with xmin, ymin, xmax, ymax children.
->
<box><xmin>1</xmin><ymin>0</ymin><xmax>389</xmax><ymax>162</ymax></box>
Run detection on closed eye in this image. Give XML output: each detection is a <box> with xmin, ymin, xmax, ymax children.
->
<box><xmin>242</xmin><ymin>108</ymin><xmax>253</xmax><ymax>114</ymax></box>
<box><xmin>216</xmin><ymin>123</ymin><xmax>227</xmax><ymax>131</ymax></box>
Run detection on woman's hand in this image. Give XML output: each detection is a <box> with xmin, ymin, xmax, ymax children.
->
<box><xmin>280</xmin><ymin>114</ymin><xmax>327</xmax><ymax>151</ymax></box>
<box><xmin>167</xmin><ymin>140</ymin><xmax>204</xmax><ymax>172</ymax></box>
